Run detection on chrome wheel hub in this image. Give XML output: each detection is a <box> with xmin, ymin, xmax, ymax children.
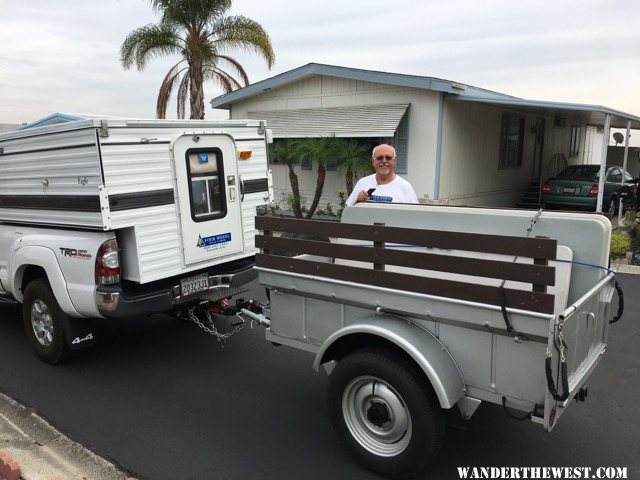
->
<box><xmin>31</xmin><ymin>299</ymin><xmax>54</xmax><ymax>347</ymax></box>
<box><xmin>342</xmin><ymin>376</ymin><xmax>411</xmax><ymax>456</ymax></box>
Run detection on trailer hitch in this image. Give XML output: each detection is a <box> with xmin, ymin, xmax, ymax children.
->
<box><xmin>177</xmin><ymin>297</ymin><xmax>269</xmax><ymax>344</ymax></box>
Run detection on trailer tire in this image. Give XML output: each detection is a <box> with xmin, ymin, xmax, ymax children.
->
<box><xmin>327</xmin><ymin>348</ymin><xmax>444</xmax><ymax>478</ymax></box>
<box><xmin>22</xmin><ymin>279</ymin><xmax>70</xmax><ymax>364</ymax></box>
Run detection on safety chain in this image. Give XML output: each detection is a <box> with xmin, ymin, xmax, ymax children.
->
<box><xmin>555</xmin><ymin>322</ymin><xmax>567</xmax><ymax>363</ymax></box>
<box><xmin>526</xmin><ymin>208</ymin><xmax>544</xmax><ymax>236</ymax></box>
<box><xmin>178</xmin><ymin>306</ymin><xmax>248</xmax><ymax>345</ymax></box>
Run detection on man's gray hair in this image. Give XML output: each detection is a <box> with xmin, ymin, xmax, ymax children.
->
<box><xmin>372</xmin><ymin>144</ymin><xmax>396</xmax><ymax>158</ymax></box>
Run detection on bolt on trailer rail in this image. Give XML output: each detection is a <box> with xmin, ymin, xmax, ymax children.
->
<box><xmin>249</xmin><ymin>203</ymin><xmax>622</xmax><ymax>478</ymax></box>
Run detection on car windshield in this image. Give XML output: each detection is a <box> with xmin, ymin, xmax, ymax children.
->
<box><xmin>556</xmin><ymin>165</ymin><xmax>601</xmax><ymax>180</ymax></box>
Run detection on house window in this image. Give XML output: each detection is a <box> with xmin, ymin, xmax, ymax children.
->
<box><xmin>570</xmin><ymin>125</ymin><xmax>581</xmax><ymax>157</ymax></box>
<box><xmin>498</xmin><ymin>114</ymin><xmax>524</xmax><ymax>169</ymax></box>
<box><xmin>393</xmin><ymin>111</ymin><xmax>409</xmax><ymax>174</ymax></box>
<box><xmin>185</xmin><ymin>149</ymin><xmax>226</xmax><ymax>222</ymax></box>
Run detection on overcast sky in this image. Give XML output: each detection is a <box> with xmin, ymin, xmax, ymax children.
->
<box><xmin>2</xmin><ymin>0</ymin><xmax>640</xmax><ymax>135</ymax></box>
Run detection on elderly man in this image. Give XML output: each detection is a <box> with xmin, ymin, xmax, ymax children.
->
<box><xmin>345</xmin><ymin>144</ymin><xmax>418</xmax><ymax>206</ymax></box>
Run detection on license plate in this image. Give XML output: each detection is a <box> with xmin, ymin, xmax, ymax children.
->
<box><xmin>563</xmin><ymin>187</ymin><xmax>575</xmax><ymax>193</ymax></box>
<box><xmin>180</xmin><ymin>273</ymin><xmax>209</xmax><ymax>297</ymax></box>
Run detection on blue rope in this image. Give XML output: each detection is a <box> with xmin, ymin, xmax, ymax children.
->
<box><xmin>549</xmin><ymin>258</ymin><xmax>616</xmax><ymax>275</ymax></box>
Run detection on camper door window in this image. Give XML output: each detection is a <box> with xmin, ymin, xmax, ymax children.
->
<box><xmin>186</xmin><ymin>149</ymin><xmax>226</xmax><ymax>221</ymax></box>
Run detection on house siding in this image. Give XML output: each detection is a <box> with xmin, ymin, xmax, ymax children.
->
<box><xmin>439</xmin><ymin>101</ymin><xmax>583</xmax><ymax>206</ymax></box>
<box><xmin>230</xmin><ymin>76</ymin><xmax>441</xmax><ymax>207</ymax></box>
<box><xmin>224</xmin><ymin>71</ymin><xmax>597</xmax><ymax>210</ymax></box>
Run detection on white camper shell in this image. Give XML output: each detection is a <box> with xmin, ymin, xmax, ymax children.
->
<box><xmin>0</xmin><ymin>116</ymin><xmax>273</xmax><ymax>284</ymax></box>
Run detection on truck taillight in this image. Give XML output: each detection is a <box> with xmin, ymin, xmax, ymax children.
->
<box><xmin>542</xmin><ymin>181</ymin><xmax>550</xmax><ymax>194</ymax></box>
<box><xmin>588</xmin><ymin>184</ymin><xmax>599</xmax><ymax>197</ymax></box>
<box><xmin>96</xmin><ymin>239</ymin><xmax>120</xmax><ymax>285</ymax></box>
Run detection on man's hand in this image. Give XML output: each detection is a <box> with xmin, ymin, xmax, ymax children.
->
<box><xmin>355</xmin><ymin>190</ymin><xmax>370</xmax><ymax>204</ymax></box>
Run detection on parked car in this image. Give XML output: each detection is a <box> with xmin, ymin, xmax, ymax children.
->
<box><xmin>542</xmin><ymin>165</ymin><xmax>637</xmax><ymax>215</ymax></box>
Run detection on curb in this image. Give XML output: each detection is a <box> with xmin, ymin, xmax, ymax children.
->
<box><xmin>611</xmin><ymin>262</ymin><xmax>640</xmax><ymax>275</ymax></box>
<box><xmin>0</xmin><ymin>450</ymin><xmax>20</xmax><ymax>480</ymax></box>
<box><xmin>0</xmin><ymin>392</ymin><xmax>135</xmax><ymax>480</ymax></box>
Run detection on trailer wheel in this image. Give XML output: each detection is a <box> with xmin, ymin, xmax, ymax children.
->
<box><xmin>22</xmin><ymin>279</ymin><xmax>70</xmax><ymax>364</ymax></box>
<box><xmin>327</xmin><ymin>348</ymin><xmax>444</xmax><ymax>478</ymax></box>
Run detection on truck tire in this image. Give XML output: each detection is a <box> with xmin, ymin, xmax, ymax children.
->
<box><xmin>22</xmin><ymin>279</ymin><xmax>70</xmax><ymax>364</ymax></box>
<box><xmin>326</xmin><ymin>348</ymin><xmax>444</xmax><ymax>478</ymax></box>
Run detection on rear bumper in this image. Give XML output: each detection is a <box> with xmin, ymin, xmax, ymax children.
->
<box><xmin>95</xmin><ymin>257</ymin><xmax>257</xmax><ymax>319</ymax></box>
<box><xmin>542</xmin><ymin>194</ymin><xmax>596</xmax><ymax>210</ymax></box>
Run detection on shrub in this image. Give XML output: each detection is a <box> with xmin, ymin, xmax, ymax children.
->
<box><xmin>610</xmin><ymin>230</ymin><xmax>632</xmax><ymax>258</ymax></box>
<box><xmin>620</xmin><ymin>210</ymin><xmax>640</xmax><ymax>251</ymax></box>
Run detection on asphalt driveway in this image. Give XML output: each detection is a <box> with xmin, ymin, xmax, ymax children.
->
<box><xmin>0</xmin><ymin>276</ymin><xmax>638</xmax><ymax>480</ymax></box>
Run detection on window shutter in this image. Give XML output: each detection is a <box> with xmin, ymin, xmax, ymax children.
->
<box><xmin>394</xmin><ymin>110</ymin><xmax>410</xmax><ymax>174</ymax></box>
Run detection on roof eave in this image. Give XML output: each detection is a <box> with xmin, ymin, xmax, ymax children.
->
<box><xmin>210</xmin><ymin>62</ymin><xmax>466</xmax><ymax>109</ymax></box>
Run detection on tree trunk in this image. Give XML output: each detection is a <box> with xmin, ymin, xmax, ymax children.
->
<box><xmin>306</xmin><ymin>164</ymin><xmax>326</xmax><ymax>219</ymax></box>
<box><xmin>346</xmin><ymin>167</ymin><xmax>354</xmax><ymax>196</ymax></box>
<box><xmin>288</xmin><ymin>166</ymin><xmax>303</xmax><ymax>218</ymax></box>
<box><xmin>189</xmin><ymin>62</ymin><xmax>205</xmax><ymax>119</ymax></box>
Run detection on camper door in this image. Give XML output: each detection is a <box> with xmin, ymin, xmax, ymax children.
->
<box><xmin>172</xmin><ymin>133</ymin><xmax>243</xmax><ymax>266</ymax></box>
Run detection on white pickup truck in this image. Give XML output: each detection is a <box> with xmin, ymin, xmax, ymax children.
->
<box><xmin>0</xmin><ymin>115</ymin><xmax>272</xmax><ymax>363</ymax></box>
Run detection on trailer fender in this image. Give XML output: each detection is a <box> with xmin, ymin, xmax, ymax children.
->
<box><xmin>11</xmin><ymin>245</ymin><xmax>80</xmax><ymax>316</ymax></box>
<box><xmin>313</xmin><ymin>316</ymin><xmax>466</xmax><ymax>409</ymax></box>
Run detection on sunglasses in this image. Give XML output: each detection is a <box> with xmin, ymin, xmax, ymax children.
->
<box><xmin>373</xmin><ymin>155</ymin><xmax>394</xmax><ymax>161</ymax></box>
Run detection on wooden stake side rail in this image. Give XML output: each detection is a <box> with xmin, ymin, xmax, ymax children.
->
<box><xmin>255</xmin><ymin>216</ymin><xmax>557</xmax><ymax>258</ymax></box>
<box><xmin>255</xmin><ymin>216</ymin><xmax>558</xmax><ymax>314</ymax></box>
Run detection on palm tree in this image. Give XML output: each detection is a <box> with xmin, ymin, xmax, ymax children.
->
<box><xmin>291</xmin><ymin>137</ymin><xmax>338</xmax><ymax>219</ymax></box>
<box><xmin>334</xmin><ymin>139</ymin><xmax>372</xmax><ymax>196</ymax></box>
<box><xmin>271</xmin><ymin>139</ymin><xmax>303</xmax><ymax>218</ymax></box>
<box><xmin>120</xmin><ymin>0</ymin><xmax>275</xmax><ymax>119</ymax></box>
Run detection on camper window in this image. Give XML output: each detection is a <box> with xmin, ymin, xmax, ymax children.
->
<box><xmin>186</xmin><ymin>149</ymin><xmax>226</xmax><ymax>221</ymax></box>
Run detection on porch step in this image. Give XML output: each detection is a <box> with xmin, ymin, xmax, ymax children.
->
<box><xmin>517</xmin><ymin>178</ymin><xmax>542</xmax><ymax>209</ymax></box>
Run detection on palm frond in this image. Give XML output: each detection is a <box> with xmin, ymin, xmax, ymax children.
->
<box><xmin>209</xmin><ymin>15</ymin><xmax>275</xmax><ymax>67</ymax></box>
<box><xmin>156</xmin><ymin>62</ymin><xmax>184</xmax><ymax>118</ymax></box>
<box><xmin>211</xmin><ymin>69</ymin><xmax>234</xmax><ymax>93</ymax></box>
<box><xmin>204</xmin><ymin>54</ymin><xmax>249</xmax><ymax>86</ymax></box>
<box><xmin>120</xmin><ymin>24</ymin><xmax>181</xmax><ymax>70</ymax></box>
<box><xmin>176</xmin><ymin>73</ymin><xmax>190</xmax><ymax>119</ymax></box>
<box><xmin>155</xmin><ymin>0</ymin><xmax>232</xmax><ymax>28</ymax></box>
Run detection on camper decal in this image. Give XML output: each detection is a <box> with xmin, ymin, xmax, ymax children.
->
<box><xmin>196</xmin><ymin>232</ymin><xmax>231</xmax><ymax>251</ymax></box>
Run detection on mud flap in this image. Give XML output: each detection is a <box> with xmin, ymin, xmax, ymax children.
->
<box><xmin>61</xmin><ymin>316</ymin><xmax>97</xmax><ymax>350</ymax></box>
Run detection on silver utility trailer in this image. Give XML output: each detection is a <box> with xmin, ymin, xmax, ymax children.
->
<box><xmin>251</xmin><ymin>203</ymin><xmax>622</xmax><ymax>478</ymax></box>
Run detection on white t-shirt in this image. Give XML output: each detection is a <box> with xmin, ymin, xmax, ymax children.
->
<box><xmin>345</xmin><ymin>174</ymin><xmax>419</xmax><ymax>206</ymax></box>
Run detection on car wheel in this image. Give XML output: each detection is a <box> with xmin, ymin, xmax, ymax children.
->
<box><xmin>327</xmin><ymin>348</ymin><xmax>444</xmax><ymax>478</ymax></box>
<box><xmin>22</xmin><ymin>279</ymin><xmax>71</xmax><ymax>364</ymax></box>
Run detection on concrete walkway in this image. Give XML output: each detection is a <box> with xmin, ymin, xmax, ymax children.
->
<box><xmin>0</xmin><ymin>392</ymin><xmax>134</xmax><ymax>480</ymax></box>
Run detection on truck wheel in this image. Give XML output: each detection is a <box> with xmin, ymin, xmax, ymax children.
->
<box><xmin>326</xmin><ymin>348</ymin><xmax>444</xmax><ymax>478</ymax></box>
<box><xmin>22</xmin><ymin>279</ymin><xmax>70</xmax><ymax>364</ymax></box>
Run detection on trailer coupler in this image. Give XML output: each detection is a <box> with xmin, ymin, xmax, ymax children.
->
<box><xmin>238</xmin><ymin>307</ymin><xmax>271</xmax><ymax>328</ymax></box>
